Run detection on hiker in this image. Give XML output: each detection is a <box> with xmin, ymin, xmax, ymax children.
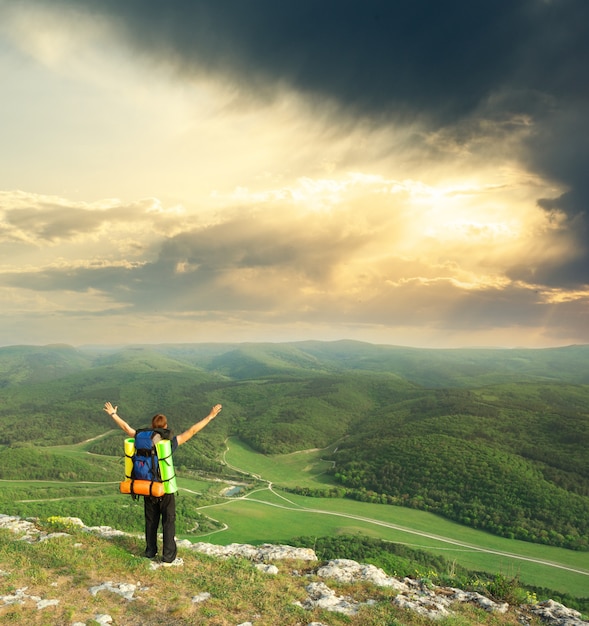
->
<box><xmin>104</xmin><ymin>400</ymin><xmax>222</xmax><ymax>563</ymax></box>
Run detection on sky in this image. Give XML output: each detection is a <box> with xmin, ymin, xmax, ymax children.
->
<box><xmin>0</xmin><ymin>0</ymin><xmax>588</xmax><ymax>349</ymax></box>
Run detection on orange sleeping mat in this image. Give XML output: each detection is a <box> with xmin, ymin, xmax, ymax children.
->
<box><xmin>120</xmin><ymin>479</ymin><xmax>165</xmax><ymax>497</ymax></box>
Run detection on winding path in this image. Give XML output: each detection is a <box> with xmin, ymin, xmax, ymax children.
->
<box><xmin>210</xmin><ymin>439</ymin><xmax>589</xmax><ymax>578</ymax></box>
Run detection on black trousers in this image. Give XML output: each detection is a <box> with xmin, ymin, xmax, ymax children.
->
<box><xmin>143</xmin><ymin>493</ymin><xmax>177</xmax><ymax>562</ymax></box>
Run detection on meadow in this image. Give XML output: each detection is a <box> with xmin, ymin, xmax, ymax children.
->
<box><xmin>212</xmin><ymin>437</ymin><xmax>589</xmax><ymax>597</ymax></box>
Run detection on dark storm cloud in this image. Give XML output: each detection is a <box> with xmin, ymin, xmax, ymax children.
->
<box><xmin>40</xmin><ymin>0</ymin><xmax>531</xmax><ymax>121</ymax></box>
<box><xmin>525</xmin><ymin>106</ymin><xmax>589</xmax><ymax>287</ymax></box>
<box><xmin>29</xmin><ymin>0</ymin><xmax>589</xmax><ymax>285</ymax></box>
<box><xmin>38</xmin><ymin>1</ymin><xmax>586</xmax><ymax>117</ymax></box>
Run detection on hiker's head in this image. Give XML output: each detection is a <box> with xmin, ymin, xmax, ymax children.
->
<box><xmin>151</xmin><ymin>413</ymin><xmax>168</xmax><ymax>429</ymax></box>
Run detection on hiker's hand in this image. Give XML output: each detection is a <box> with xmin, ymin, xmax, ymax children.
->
<box><xmin>209</xmin><ymin>404</ymin><xmax>222</xmax><ymax>419</ymax></box>
<box><xmin>104</xmin><ymin>402</ymin><xmax>118</xmax><ymax>417</ymax></box>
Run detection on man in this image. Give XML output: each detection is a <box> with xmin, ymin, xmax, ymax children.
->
<box><xmin>104</xmin><ymin>400</ymin><xmax>222</xmax><ymax>564</ymax></box>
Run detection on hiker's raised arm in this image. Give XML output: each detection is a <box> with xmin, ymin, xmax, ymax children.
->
<box><xmin>176</xmin><ymin>404</ymin><xmax>222</xmax><ymax>446</ymax></box>
<box><xmin>104</xmin><ymin>402</ymin><xmax>136</xmax><ymax>437</ymax></box>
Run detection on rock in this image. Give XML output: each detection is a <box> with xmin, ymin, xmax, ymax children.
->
<box><xmin>257</xmin><ymin>543</ymin><xmax>317</xmax><ymax>562</ymax></box>
<box><xmin>394</xmin><ymin>591</ymin><xmax>452</xmax><ymax>620</ymax></box>
<box><xmin>60</xmin><ymin>517</ymin><xmax>85</xmax><ymax>527</ymax></box>
<box><xmin>450</xmin><ymin>588</ymin><xmax>509</xmax><ymax>613</ymax></box>
<box><xmin>255</xmin><ymin>563</ymin><xmax>279</xmax><ymax>574</ymax></box>
<box><xmin>188</xmin><ymin>542</ymin><xmax>258</xmax><ymax>559</ymax></box>
<box><xmin>0</xmin><ymin>586</ymin><xmax>60</xmax><ymax>610</ymax></box>
<box><xmin>192</xmin><ymin>592</ymin><xmax>211</xmax><ymax>603</ymax></box>
<box><xmin>150</xmin><ymin>556</ymin><xmax>184</xmax><ymax>569</ymax></box>
<box><xmin>188</xmin><ymin>541</ymin><xmax>317</xmax><ymax>562</ymax></box>
<box><xmin>295</xmin><ymin>581</ymin><xmax>362</xmax><ymax>615</ymax></box>
<box><xmin>89</xmin><ymin>581</ymin><xmax>146</xmax><ymax>601</ymax></box>
<box><xmin>528</xmin><ymin>599</ymin><xmax>587</xmax><ymax>626</ymax></box>
<box><xmin>317</xmin><ymin>558</ymin><xmax>409</xmax><ymax>590</ymax></box>
<box><xmin>0</xmin><ymin>514</ymin><xmax>42</xmax><ymax>543</ymax></box>
<box><xmin>36</xmin><ymin>598</ymin><xmax>60</xmax><ymax>609</ymax></box>
<box><xmin>83</xmin><ymin>525</ymin><xmax>127</xmax><ymax>538</ymax></box>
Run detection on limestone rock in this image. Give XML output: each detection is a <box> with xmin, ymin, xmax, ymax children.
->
<box><xmin>317</xmin><ymin>558</ymin><xmax>409</xmax><ymax>590</ymax></box>
<box><xmin>255</xmin><ymin>563</ymin><xmax>279</xmax><ymax>574</ymax></box>
<box><xmin>188</xmin><ymin>541</ymin><xmax>317</xmax><ymax>562</ymax></box>
<box><xmin>89</xmin><ymin>581</ymin><xmax>147</xmax><ymax>601</ymax></box>
<box><xmin>528</xmin><ymin>599</ymin><xmax>587</xmax><ymax>626</ymax></box>
<box><xmin>295</xmin><ymin>581</ymin><xmax>363</xmax><ymax>615</ymax></box>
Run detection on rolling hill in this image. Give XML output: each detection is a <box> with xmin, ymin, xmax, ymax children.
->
<box><xmin>0</xmin><ymin>341</ymin><xmax>587</xmax><ymax>551</ymax></box>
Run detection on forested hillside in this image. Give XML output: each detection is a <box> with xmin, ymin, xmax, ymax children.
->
<box><xmin>0</xmin><ymin>341</ymin><xmax>587</xmax><ymax>550</ymax></box>
<box><xmin>328</xmin><ymin>384</ymin><xmax>589</xmax><ymax>549</ymax></box>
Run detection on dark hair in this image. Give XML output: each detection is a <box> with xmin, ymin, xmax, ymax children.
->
<box><xmin>151</xmin><ymin>413</ymin><xmax>168</xmax><ymax>429</ymax></box>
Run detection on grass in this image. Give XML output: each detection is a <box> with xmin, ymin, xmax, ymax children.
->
<box><xmin>0</xmin><ymin>521</ymin><xmax>549</xmax><ymax>626</ymax></box>
<box><xmin>223</xmin><ymin>436</ymin><xmax>338</xmax><ymax>488</ymax></box>
<box><xmin>174</xmin><ymin>489</ymin><xmax>589</xmax><ymax>596</ymax></box>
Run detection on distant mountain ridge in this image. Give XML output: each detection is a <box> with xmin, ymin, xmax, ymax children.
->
<box><xmin>3</xmin><ymin>340</ymin><xmax>589</xmax><ymax>387</ymax></box>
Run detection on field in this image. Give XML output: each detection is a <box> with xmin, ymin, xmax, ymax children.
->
<box><xmin>201</xmin><ymin>437</ymin><xmax>589</xmax><ymax>597</ymax></box>
<box><xmin>222</xmin><ymin>436</ymin><xmax>339</xmax><ymax>487</ymax></box>
<box><xmin>2</xmin><ymin>435</ymin><xmax>587</xmax><ymax>598</ymax></box>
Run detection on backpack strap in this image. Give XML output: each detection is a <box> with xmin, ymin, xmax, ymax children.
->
<box><xmin>135</xmin><ymin>427</ymin><xmax>172</xmax><ymax>440</ymax></box>
<box><xmin>153</xmin><ymin>427</ymin><xmax>171</xmax><ymax>440</ymax></box>
<box><xmin>128</xmin><ymin>479</ymin><xmax>165</xmax><ymax>498</ymax></box>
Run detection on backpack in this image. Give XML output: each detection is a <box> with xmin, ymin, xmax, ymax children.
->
<box><xmin>131</xmin><ymin>428</ymin><xmax>171</xmax><ymax>482</ymax></box>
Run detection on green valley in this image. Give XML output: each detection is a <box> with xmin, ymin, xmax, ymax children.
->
<box><xmin>0</xmin><ymin>341</ymin><xmax>588</xmax><ymax>603</ymax></box>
